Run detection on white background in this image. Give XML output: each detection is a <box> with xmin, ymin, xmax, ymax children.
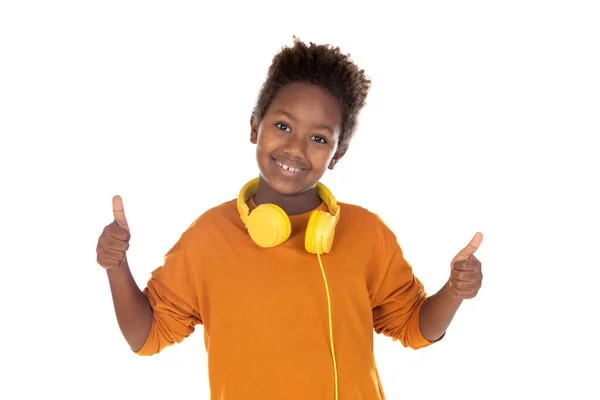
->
<box><xmin>1</xmin><ymin>1</ymin><xmax>599</xmax><ymax>399</ymax></box>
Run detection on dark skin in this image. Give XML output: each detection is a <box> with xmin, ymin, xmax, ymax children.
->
<box><xmin>249</xmin><ymin>81</ymin><xmax>484</xmax><ymax>341</ymax></box>
<box><xmin>96</xmin><ymin>196</ymin><xmax>153</xmax><ymax>352</ymax></box>
<box><xmin>250</xmin><ymin>82</ymin><xmax>346</xmax><ymax>215</ymax></box>
<box><xmin>419</xmin><ymin>232</ymin><xmax>484</xmax><ymax>341</ymax></box>
<box><xmin>96</xmin><ymin>81</ymin><xmax>483</xmax><ymax>352</ymax></box>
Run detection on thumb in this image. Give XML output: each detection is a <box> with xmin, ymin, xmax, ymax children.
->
<box><xmin>455</xmin><ymin>232</ymin><xmax>483</xmax><ymax>260</ymax></box>
<box><xmin>112</xmin><ymin>195</ymin><xmax>130</xmax><ymax>231</ymax></box>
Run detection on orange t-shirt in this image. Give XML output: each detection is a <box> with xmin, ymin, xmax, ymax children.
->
<box><xmin>136</xmin><ymin>198</ymin><xmax>435</xmax><ymax>399</ymax></box>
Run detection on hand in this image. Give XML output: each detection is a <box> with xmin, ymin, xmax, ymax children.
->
<box><xmin>449</xmin><ymin>232</ymin><xmax>483</xmax><ymax>299</ymax></box>
<box><xmin>96</xmin><ymin>195</ymin><xmax>131</xmax><ymax>270</ymax></box>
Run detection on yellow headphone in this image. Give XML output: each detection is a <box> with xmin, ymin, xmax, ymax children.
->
<box><xmin>237</xmin><ymin>177</ymin><xmax>341</xmax><ymax>254</ymax></box>
<box><xmin>237</xmin><ymin>177</ymin><xmax>341</xmax><ymax>399</ymax></box>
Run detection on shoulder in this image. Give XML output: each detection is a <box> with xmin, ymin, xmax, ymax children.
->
<box><xmin>337</xmin><ymin>201</ymin><xmax>399</xmax><ymax>245</ymax></box>
<box><xmin>178</xmin><ymin>198</ymin><xmax>242</xmax><ymax>242</ymax></box>
<box><xmin>189</xmin><ymin>198</ymin><xmax>239</xmax><ymax>226</ymax></box>
<box><xmin>338</xmin><ymin>201</ymin><xmax>393</xmax><ymax>231</ymax></box>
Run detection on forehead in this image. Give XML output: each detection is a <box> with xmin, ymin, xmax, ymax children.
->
<box><xmin>267</xmin><ymin>82</ymin><xmax>343</xmax><ymax>129</ymax></box>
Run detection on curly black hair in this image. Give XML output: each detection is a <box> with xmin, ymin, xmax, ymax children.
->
<box><xmin>252</xmin><ymin>37</ymin><xmax>372</xmax><ymax>152</ymax></box>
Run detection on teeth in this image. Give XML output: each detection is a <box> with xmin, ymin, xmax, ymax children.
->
<box><xmin>276</xmin><ymin>160</ymin><xmax>303</xmax><ymax>173</ymax></box>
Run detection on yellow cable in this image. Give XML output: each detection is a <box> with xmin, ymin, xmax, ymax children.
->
<box><xmin>317</xmin><ymin>251</ymin><xmax>338</xmax><ymax>400</ymax></box>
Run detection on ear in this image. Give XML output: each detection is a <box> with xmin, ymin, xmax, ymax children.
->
<box><xmin>250</xmin><ymin>114</ymin><xmax>259</xmax><ymax>144</ymax></box>
<box><xmin>328</xmin><ymin>146</ymin><xmax>347</xmax><ymax>169</ymax></box>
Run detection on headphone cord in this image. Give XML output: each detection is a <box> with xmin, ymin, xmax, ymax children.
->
<box><xmin>317</xmin><ymin>252</ymin><xmax>339</xmax><ymax>400</ymax></box>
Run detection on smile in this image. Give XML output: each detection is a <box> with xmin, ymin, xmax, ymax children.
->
<box><xmin>273</xmin><ymin>158</ymin><xmax>307</xmax><ymax>173</ymax></box>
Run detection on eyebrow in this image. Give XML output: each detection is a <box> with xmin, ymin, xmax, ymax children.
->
<box><xmin>273</xmin><ymin>110</ymin><xmax>334</xmax><ymax>134</ymax></box>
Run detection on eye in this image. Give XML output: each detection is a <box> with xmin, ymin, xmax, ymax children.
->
<box><xmin>311</xmin><ymin>135</ymin><xmax>328</xmax><ymax>144</ymax></box>
<box><xmin>275</xmin><ymin>123</ymin><xmax>291</xmax><ymax>132</ymax></box>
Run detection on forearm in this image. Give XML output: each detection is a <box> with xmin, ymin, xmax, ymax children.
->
<box><xmin>419</xmin><ymin>280</ymin><xmax>462</xmax><ymax>342</ymax></box>
<box><xmin>106</xmin><ymin>258</ymin><xmax>153</xmax><ymax>352</ymax></box>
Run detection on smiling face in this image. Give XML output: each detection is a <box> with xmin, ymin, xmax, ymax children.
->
<box><xmin>250</xmin><ymin>82</ymin><xmax>345</xmax><ymax>197</ymax></box>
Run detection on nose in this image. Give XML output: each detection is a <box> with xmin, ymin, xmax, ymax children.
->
<box><xmin>282</xmin><ymin>132</ymin><xmax>307</xmax><ymax>159</ymax></box>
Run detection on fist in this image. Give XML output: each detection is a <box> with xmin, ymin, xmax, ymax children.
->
<box><xmin>96</xmin><ymin>195</ymin><xmax>131</xmax><ymax>270</ymax></box>
<box><xmin>449</xmin><ymin>232</ymin><xmax>483</xmax><ymax>299</ymax></box>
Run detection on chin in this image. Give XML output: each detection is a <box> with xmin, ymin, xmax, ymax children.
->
<box><xmin>263</xmin><ymin>175</ymin><xmax>310</xmax><ymax>196</ymax></box>
<box><xmin>260</xmin><ymin>167</ymin><xmax>318</xmax><ymax>197</ymax></box>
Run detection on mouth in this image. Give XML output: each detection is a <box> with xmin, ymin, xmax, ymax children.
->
<box><xmin>272</xmin><ymin>157</ymin><xmax>308</xmax><ymax>174</ymax></box>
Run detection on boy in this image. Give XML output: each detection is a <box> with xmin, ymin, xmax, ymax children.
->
<box><xmin>96</xmin><ymin>38</ymin><xmax>483</xmax><ymax>400</ymax></box>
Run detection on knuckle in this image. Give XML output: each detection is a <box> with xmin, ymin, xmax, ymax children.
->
<box><xmin>109</xmin><ymin>250</ymin><xmax>120</xmax><ymax>259</ymax></box>
<box><xmin>117</xmin><ymin>229</ymin><xmax>130</xmax><ymax>241</ymax></box>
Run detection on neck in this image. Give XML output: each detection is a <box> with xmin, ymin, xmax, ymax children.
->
<box><xmin>253</xmin><ymin>177</ymin><xmax>322</xmax><ymax>216</ymax></box>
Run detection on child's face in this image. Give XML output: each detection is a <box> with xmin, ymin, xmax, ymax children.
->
<box><xmin>250</xmin><ymin>82</ymin><xmax>344</xmax><ymax>196</ymax></box>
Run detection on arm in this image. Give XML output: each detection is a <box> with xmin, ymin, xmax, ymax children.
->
<box><xmin>419</xmin><ymin>281</ymin><xmax>461</xmax><ymax>342</ymax></box>
<box><xmin>419</xmin><ymin>232</ymin><xmax>484</xmax><ymax>342</ymax></box>
<box><xmin>369</xmin><ymin>213</ymin><xmax>483</xmax><ymax>349</ymax></box>
<box><xmin>369</xmin><ymin>215</ymin><xmax>432</xmax><ymax>349</ymax></box>
<box><xmin>106</xmin><ymin>257</ymin><xmax>153</xmax><ymax>352</ymax></box>
<box><xmin>96</xmin><ymin>195</ymin><xmax>153</xmax><ymax>352</ymax></box>
<box><xmin>97</xmin><ymin>195</ymin><xmax>201</xmax><ymax>356</ymax></box>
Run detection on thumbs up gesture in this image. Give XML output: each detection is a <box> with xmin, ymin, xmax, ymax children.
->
<box><xmin>96</xmin><ymin>195</ymin><xmax>131</xmax><ymax>270</ymax></box>
<box><xmin>449</xmin><ymin>232</ymin><xmax>483</xmax><ymax>299</ymax></box>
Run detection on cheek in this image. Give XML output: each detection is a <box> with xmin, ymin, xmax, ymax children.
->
<box><xmin>257</xmin><ymin>130</ymin><xmax>282</xmax><ymax>151</ymax></box>
<box><xmin>308</xmin><ymin>146</ymin><xmax>336</xmax><ymax>168</ymax></box>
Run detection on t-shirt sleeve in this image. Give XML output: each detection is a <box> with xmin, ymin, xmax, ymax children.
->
<box><xmin>135</xmin><ymin>235</ymin><xmax>203</xmax><ymax>356</ymax></box>
<box><xmin>368</xmin><ymin>215</ymin><xmax>434</xmax><ymax>350</ymax></box>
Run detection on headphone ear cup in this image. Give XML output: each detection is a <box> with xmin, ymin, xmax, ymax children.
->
<box><xmin>305</xmin><ymin>210</ymin><xmax>337</xmax><ymax>254</ymax></box>
<box><xmin>247</xmin><ymin>204</ymin><xmax>291</xmax><ymax>248</ymax></box>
